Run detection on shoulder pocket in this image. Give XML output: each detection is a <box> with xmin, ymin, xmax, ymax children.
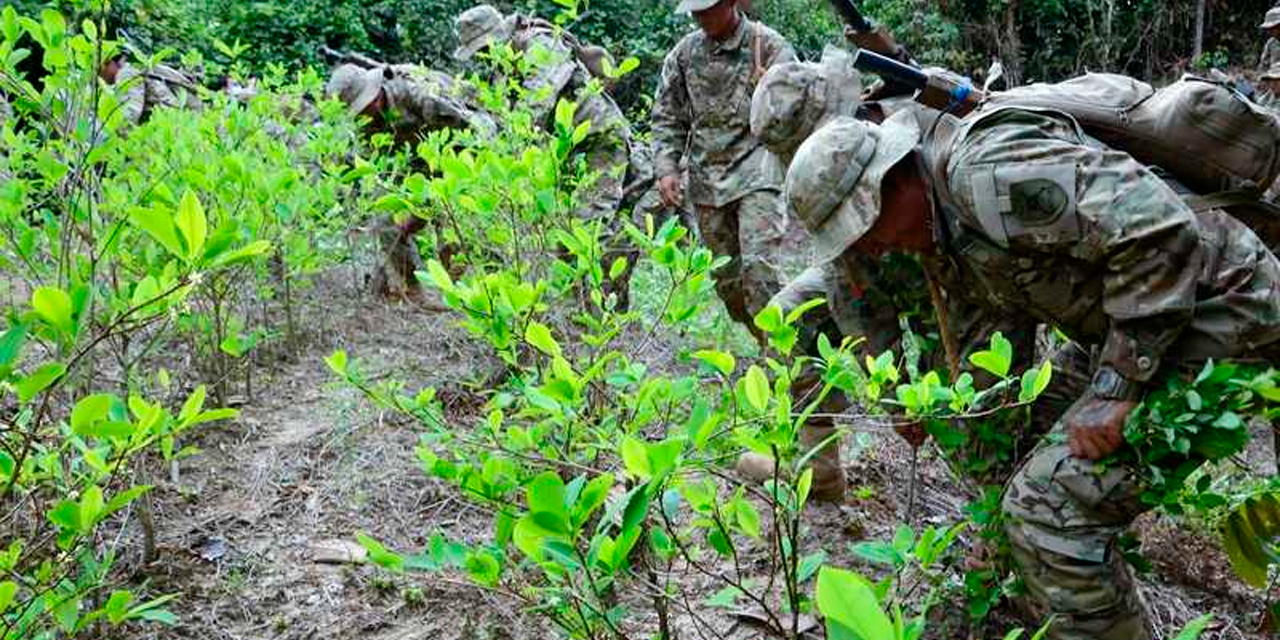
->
<box><xmin>965</xmin><ymin>162</ymin><xmax>1080</xmax><ymax>247</ymax></box>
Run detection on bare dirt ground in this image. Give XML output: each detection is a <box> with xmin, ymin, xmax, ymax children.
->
<box><xmin>113</xmin><ymin>264</ymin><xmax>1275</xmax><ymax>640</ymax></box>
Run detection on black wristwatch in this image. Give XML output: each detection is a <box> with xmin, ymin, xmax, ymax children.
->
<box><xmin>1090</xmin><ymin>366</ymin><xmax>1141</xmax><ymax>400</ymax></box>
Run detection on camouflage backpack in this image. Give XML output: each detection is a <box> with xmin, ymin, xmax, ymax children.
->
<box><xmin>984</xmin><ymin>73</ymin><xmax>1280</xmax><ymax>194</ymax></box>
<box><xmin>510</xmin><ymin>15</ymin><xmax>614</xmax><ymax>81</ymax></box>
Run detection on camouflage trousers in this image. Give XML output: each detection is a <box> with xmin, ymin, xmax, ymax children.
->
<box><xmin>695</xmin><ymin>190</ymin><xmax>786</xmax><ymax>332</ymax></box>
<box><xmin>373</xmin><ymin>215</ymin><xmax>428</xmax><ymax>298</ymax></box>
<box><xmin>1003</xmin><ymin>346</ymin><xmax>1152</xmax><ymax>640</ymax></box>
<box><xmin>573</xmin><ymin>132</ymin><xmax>635</xmax><ymax>311</ymax></box>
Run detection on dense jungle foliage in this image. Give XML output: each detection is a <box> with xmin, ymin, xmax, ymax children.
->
<box><xmin>8</xmin><ymin>0</ymin><xmax>1277</xmax><ymax>114</ymax></box>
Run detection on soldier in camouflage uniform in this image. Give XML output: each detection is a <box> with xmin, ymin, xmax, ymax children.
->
<box><xmin>99</xmin><ymin>54</ymin><xmax>203</xmax><ymax>127</ymax></box>
<box><xmin>767</xmin><ymin>76</ymin><xmax>1280</xmax><ymax>637</ymax></box>
<box><xmin>740</xmin><ymin>53</ymin><xmax>1058</xmax><ymax>502</ymax></box>
<box><xmin>1262</xmin><ymin>8</ymin><xmax>1280</xmax><ymax>72</ymax></box>
<box><xmin>650</xmin><ymin>0</ymin><xmax>794</xmax><ymax>335</ymax></box>
<box><xmin>454</xmin><ymin>5</ymin><xmax>636</xmax><ymax>309</ymax></box>
<box><xmin>1257</xmin><ymin>64</ymin><xmax>1280</xmax><ymax>110</ymax></box>
<box><xmin>327</xmin><ymin>63</ymin><xmax>493</xmax><ymax>302</ymax></box>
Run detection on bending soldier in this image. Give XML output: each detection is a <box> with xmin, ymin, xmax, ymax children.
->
<box><xmin>99</xmin><ymin>53</ymin><xmax>203</xmax><ymax>127</ymax></box>
<box><xmin>740</xmin><ymin>52</ymin><xmax>1063</xmax><ymax>502</ymax></box>
<box><xmin>758</xmin><ymin>65</ymin><xmax>1280</xmax><ymax>638</ymax></box>
<box><xmin>453</xmin><ymin>5</ymin><xmax>637</xmax><ymax>309</ymax></box>
<box><xmin>327</xmin><ymin>62</ymin><xmax>493</xmax><ymax>302</ymax></box>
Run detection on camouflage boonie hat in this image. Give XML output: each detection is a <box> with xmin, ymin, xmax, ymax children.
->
<box><xmin>1263</xmin><ymin>7</ymin><xmax>1280</xmax><ymax>29</ymax></box>
<box><xmin>1264</xmin><ymin>64</ymin><xmax>1280</xmax><ymax>81</ymax></box>
<box><xmin>786</xmin><ymin>111</ymin><xmax>919</xmax><ymax>262</ymax></box>
<box><xmin>326</xmin><ymin>64</ymin><xmax>388</xmax><ymax>115</ymax></box>
<box><xmin>751</xmin><ymin>46</ymin><xmax>862</xmax><ymax>159</ymax></box>
<box><xmin>677</xmin><ymin>0</ymin><xmax>721</xmax><ymax>14</ymax></box>
<box><xmin>454</xmin><ymin>4</ymin><xmax>513</xmax><ymax>61</ymax></box>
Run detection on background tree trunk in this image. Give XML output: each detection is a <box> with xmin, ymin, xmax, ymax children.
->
<box><xmin>1193</xmin><ymin>0</ymin><xmax>1206</xmax><ymax>61</ymax></box>
<box><xmin>1002</xmin><ymin>0</ymin><xmax>1023</xmax><ymax>86</ymax></box>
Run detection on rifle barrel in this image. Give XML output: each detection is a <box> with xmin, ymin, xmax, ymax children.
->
<box><xmin>852</xmin><ymin>49</ymin><xmax>928</xmax><ymax>89</ymax></box>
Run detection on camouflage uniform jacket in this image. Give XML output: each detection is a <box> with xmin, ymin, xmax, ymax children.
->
<box><xmin>380</xmin><ymin>64</ymin><xmax>494</xmax><ymax>147</ymax></box>
<box><xmin>921</xmin><ymin>107</ymin><xmax>1280</xmax><ymax>390</ymax></box>
<box><xmin>1263</xmin><ymin>37</ymin><xmax>1280</xmax><ymax>72</ymax></box>
<box><xmin>651</xmin><ymin>16</ymin><xmax>795</xmax><ymax>207</ymax></box>
<box><xmin>506</xmin><ymin>25</ymin><xmax>629</xmax><ymax>144</ymax></box>
<box><xmin>115</xmin><ymin>63</ymin><xmax>202</xmax><ymax>125</ymax></box>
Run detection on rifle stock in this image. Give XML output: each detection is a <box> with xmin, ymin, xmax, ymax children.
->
<box><xmin>825</xmin><ymin>0</ymin><xmax>910</xmax><ymax>63</ymax></box>
<box><xmin>825</xmin><ymin>0</ymin><xmax>914</xmax><ymax>99</ymax></box>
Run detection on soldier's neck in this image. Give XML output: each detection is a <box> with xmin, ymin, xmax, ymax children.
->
<box><xmin>712</xmin><ymin>10</ymin><xmax>743</xmax><ymax>43</ymax></box>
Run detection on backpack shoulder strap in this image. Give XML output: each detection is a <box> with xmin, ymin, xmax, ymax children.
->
<box><xmin>750</xmin><ymin>22</ymin><xmax>766</xmax><ymax>84</ymax></box>
<box><xmin>1184</xmin><ymin>189</ymin><xmax>1274</xmax><ymax>213</ymax></box>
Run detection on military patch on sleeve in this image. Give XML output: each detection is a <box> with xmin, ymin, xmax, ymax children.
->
<box><xmin>1009</xmin><ymin>178</ymin><xmax>1071</xmax><ymax>227</ymax></box>
<box><xmin>967</xmin><ymin>162</ymin><xmax>1080</xmax><ymax>244</ymax></box>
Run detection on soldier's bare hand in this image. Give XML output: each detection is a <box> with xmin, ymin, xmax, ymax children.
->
<box><xmin>1065</xmin><ymin>396</ymin><xmax>1137</xmax><ymax>460</ymax></box>
<box><xmin>658</xmin><ymin>174</ymin><xmax>682</xmax><ymax>208</ymax></box>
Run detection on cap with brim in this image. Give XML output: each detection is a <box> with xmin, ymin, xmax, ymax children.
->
<box><xmin>1262</xmin><ymin>7</ymin><xmax>1280</xmax><ymax>29</ymax></box>
<box><xmin>750</xmin><ymin>46</ymin><xmax>863</xmax><ymax>160</ymax></box>
<box><xmin>349</xmin><ymin>67</ymin><xmax>387</xmax><ymax>115</ymax></box>
<box><xmin>1264</xmin><ymin>65</ymin><xmax>1280</xmax><ymax>81</ymax></box>
<box><xmin>786</xmin><ymin>111</ymin><xmax>920</xmax><ymax>263</ymax></box>
<box><xmin>676</xmin><ymin>0</ymin><xmax>721</xmax><ymax>14</ymax></box>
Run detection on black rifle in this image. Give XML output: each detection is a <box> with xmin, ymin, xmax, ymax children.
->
<box><xmin>318</xmin><ymin>45</ymin><xmax>383</xmax><ymax>70</ymax></box>
<box><xmin>852</xmin><ymin>48</ymin><xmax>983</xmax><ymax>116</ymax></box>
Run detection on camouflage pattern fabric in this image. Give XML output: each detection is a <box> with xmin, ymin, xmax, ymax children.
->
<box><xmin>938</xmin><ymin>108</ymin><xmax>1280</xmax><ymax>382</ymax></box>
<box><xmin>651</xmin><ymin>14</ymin><xmax>795</xmax><ymax>207</ymax></box>
<box><xmin>749</xmin><ymin>46</ymin><xmax>862</xmax><ymax>163</ymax></box>
<box><xmin>335</xmin><ymin>64</ymin><xmax>491</xmax><ymax>299</ymax></box>
<box><xmin>780</xmin><ymin>100</ymin><xmax>1280</xmax><ymax>637</ymax></box>
<box><xmin>493</xmin><ymin>24</ymin><xmax>634</xmax><ymax>305</ymax></box>
<box><xmin>626</xmin><ymin>142</ymin><xmax>696</xmax><ymax>236</ymax></box>
<box><xmin>696</xmin><ymin>190</ymin><xmax>785</xmax><ymax>328</ymax></box>
<box><xmin>1263</xmin><ymin>37</ymin><xmax>1280</xmax><ymax>71</ymax></box>
<box><xmin>377</xmin><ymin>64</ymin><xmax>494</xmax><ymax>147</ymax></box>
<box><xmin>115</xmin><ymin>62</ymin><xmax>203</xmax><ymax>126</ymax></box>
<box><xmin>928</xmin><ymin>108</ymin><xmax>1280</xmax><ymax>639</ymax></box>
<box><xmin>506</xmin><ymin>28</ymin><xmax>630</xmax><ymax>149</ymax></box>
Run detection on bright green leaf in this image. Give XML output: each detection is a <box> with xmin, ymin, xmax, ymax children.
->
<box><xmin>816</xmin><ymin>567</ymin><xmax>894</xmax><ymax>640</ymax></box>
<box><xmin>525</xmin><ymin>322</ymin><xmax>562</xmax><ymax>358</ymax></box>
<box><xmin>176</xmin><ymin>190</ymin><xmax>207</xmax><ymax>261</ymax></box>
<box><xmin>742</xmin><ymin>365</ymin><xmax>769</xmax><ymax>412</ymax></box>
<box><xmin>692</xmin><ymin>350</ymin><xmax>735</xmax><ymax>377</ymax></box>
<box><xmin>0</xmin><ymin>581</ymin><xmax>16</xmax><ymax>613</ymax></box>
<box><xmin>31</xmin><ymin>286</ymin><xmax>74</xmax><ymax>335</ymax></box>
<box><xmin>17</xmin><ymin>363</ymin><xmax>65</xmax><ymax>402</ymax></box>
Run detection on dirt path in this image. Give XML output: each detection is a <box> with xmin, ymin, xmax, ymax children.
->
<box><xmin>119</xmin><ymin>274</ymin><xmax>529</xmax><ymax>640</ymax></box>
<box><xmin>115</xmin><ymin>270</ymin><xmax>1274</xmax><ymax>640</ymax></box>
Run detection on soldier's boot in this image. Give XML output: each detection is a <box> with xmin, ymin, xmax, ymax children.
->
<box><xmin>800</xmin><ymin>420</ymin><xmax>846</xmax><ymax>502</ymax></box>
<box><xmin>735</xmin><ymin>420</ymin><xmax>845</xmax><ymax>503</ymax></box>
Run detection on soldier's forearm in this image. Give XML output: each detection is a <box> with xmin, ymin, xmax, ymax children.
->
<box><xmin>650</xmin><ymin>129</ymin><xmax>687</xmax><ymax>178</ymax></box>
